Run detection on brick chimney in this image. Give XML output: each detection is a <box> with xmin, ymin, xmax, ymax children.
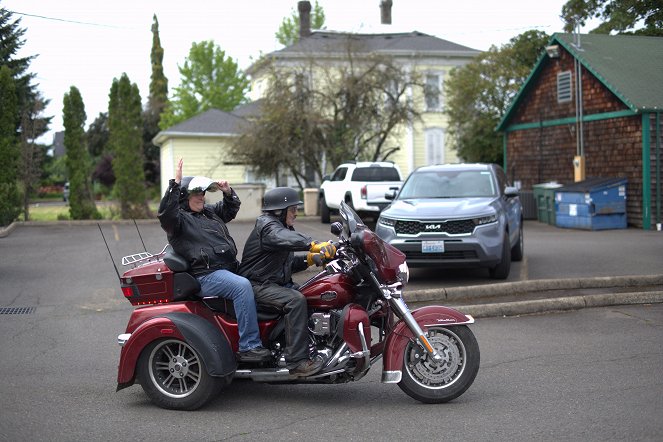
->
<box><xmin>298</xmin><ymin>1</ymin><xmax>311</xmax><ymax>38</ymax></box>
<box><xmin>380</xmin><ymin>0</ymin><xmax>393</xmax><ymax>24</ymax></box>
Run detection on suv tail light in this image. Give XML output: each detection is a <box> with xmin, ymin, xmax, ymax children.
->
<box><xmin>361</xmin><ymin>185</ymin><xmax>367</xmax><ymax>199</ymax></box>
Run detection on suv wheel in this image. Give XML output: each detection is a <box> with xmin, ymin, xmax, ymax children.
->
<box><xmin>489</xmin><ymin>232</ymin><xmax>511</xmax><ymax>279</ymax></box>
<box><xmin>319</xmin><ymin>196</ymin><xmax>330</xmax><ymax>224</ymax></box>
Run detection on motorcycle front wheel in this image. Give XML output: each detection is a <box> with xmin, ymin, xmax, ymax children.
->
<box><xmin>398</xmin><ymin>325</ymin><xmax>479</xmax><ymax>403</ymax></box>
<box><xmin>137</xmin><ymin>338</ymin><xmax>224</xmax><ymax>410</ymax></box>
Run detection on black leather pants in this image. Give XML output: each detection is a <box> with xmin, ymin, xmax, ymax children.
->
<box><xmin>251</xmin><ymin>282</ymin><xmax>309</xmax><ymax>364</ymax></box>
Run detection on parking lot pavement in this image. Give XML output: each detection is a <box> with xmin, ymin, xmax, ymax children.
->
<box><xmin>2</xmin><ymin>218</ymin><xmax>663</xmax><ymax>317</ymax></box>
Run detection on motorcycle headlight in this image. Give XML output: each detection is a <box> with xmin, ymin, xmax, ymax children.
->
<box><xmin>398</xmin><ymin>261</ymin><xmax>409</xmax><ymax>286</ymax></box>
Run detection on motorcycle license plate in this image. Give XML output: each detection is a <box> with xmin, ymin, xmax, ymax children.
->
<box><xmin>422</xmin><ymin>241</ymin><xmax>444</xmax><ymax>253</ymax></box>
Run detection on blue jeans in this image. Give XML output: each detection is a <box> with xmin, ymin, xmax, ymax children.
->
<box><xmin>197</xmin><ymin>270</ymin><xmax>262</xmax><ymax>352</ymax></box>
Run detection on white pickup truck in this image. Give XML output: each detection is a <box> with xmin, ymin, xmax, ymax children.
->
<box><xmin>318</xmin><ymin>161</ymin><xmax>403</xmax><ymax>223</ymax></box>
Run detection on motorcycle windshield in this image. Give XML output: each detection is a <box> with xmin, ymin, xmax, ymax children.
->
<box><xmin>339</xmin><ymin>202</ymin><xmax>406</xmax><ymax>283</ymax></box>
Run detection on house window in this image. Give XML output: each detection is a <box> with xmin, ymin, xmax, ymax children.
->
<box><xmin>385</xmin><ymin>78</ymin><xmax>399</xmax><ymax>108</ymax></box>
<box><xmin>425</xmin><ymin>128</ymin><xmax>445</xmax><ymax>165</ymax></box>
<box><xmin>425</xmin><ymin>73</ymin><xmax>444</xmax><ymax>111</ymax></box>
<box><xmin>557</xmin><ymin>71</ymin><xmax>572</xmax><ymax>103</ymax></box>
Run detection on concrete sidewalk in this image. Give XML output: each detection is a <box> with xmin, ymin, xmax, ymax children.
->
<box><xmin>406</xmin><ymin>274</ymin><xmax>663</xmax><ymax>317</ymax></box>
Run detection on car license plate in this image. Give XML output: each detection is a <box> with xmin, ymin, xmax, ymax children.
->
<box><xmin>422</xmin><ymin>241</ymin><xmax>444</xmax><ymax>253</ymax></box>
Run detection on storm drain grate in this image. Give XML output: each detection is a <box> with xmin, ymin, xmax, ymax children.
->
<box><xmin>0</xmin><ymin>306</ymin><xmax>36</xmax><ymax>315</ymax></box>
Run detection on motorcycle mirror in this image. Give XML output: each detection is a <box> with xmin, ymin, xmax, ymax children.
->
<box><xmin>330</xmin><ymin>222</ymin><xmax>343</xmax><ymax>236</ymax></box>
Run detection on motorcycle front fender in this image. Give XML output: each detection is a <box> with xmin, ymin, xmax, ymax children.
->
<box><xmin>381</xmin><ymin>305</ymin><xmax>474</xmax><ymax>383</ymax></box>
<box><xmin>116</xmin><ymin>312</ymin><xmax>235</xmax><ymax>390</ymax></box>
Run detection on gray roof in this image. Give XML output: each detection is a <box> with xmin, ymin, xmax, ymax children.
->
<box><xmin>153</xmin><ymin>108</ymin><xmax>249</xmax><ymax>145</ymax></box>
<box><xmin>498</xmin><ymin>33</ymin><xmax>663</xmax><ymax>130</ymax></box>
<box><xmin>231</xmin><ymin>99</ymin><xmax>264</xmax><ymax>119</ymax></box>
<box><xmin>269</xmin><ymin>30</ymin><xmax>480</xmax><ymax>59</ymax></box>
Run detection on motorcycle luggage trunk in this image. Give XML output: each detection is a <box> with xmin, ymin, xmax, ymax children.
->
<box><xmin>121</xmin><ymin>261</ymin><xmax>175</xmax><ymax>306</ymax></box>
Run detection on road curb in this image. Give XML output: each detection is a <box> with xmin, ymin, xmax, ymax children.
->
<box><xmin>454</xmin><ymin>290</ymin><xmax>663</xmax><ymax>318</ymax></box>
<box><xmin>405</xmin><ymin>274</ymin><xmax>663</xmax><ymax>303</ymax></box>
<box><xmin>0</xmin><ymin>221</ymin><xmax>17</xmax><ymax>238</ymax></box>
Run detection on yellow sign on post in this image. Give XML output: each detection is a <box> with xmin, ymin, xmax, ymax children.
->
<box><xmin>573</xmin><ymin>155</ymin><xmax>585</xmax><ymax>182</ymax></box>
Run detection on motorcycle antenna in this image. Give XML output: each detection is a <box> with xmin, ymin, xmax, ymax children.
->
<box><xmin>98</xmin><ymin>223</ymin><xmax>121</xmax><ymax>281</ymax></box>
<box><xmin>133</xmin><ymin>219</ymin><xmax>148</xmax><ymax>253</ymax></box>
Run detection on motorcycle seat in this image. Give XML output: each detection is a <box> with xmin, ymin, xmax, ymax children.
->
<box><xmin>202</xmin><ymin>297</ymin><xmax>280</xmax><ymax>321</ymax></box>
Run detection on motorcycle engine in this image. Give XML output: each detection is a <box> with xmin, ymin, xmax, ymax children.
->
<box><xmin>309</xmin><ymin>312</ymin><xmax>332</xmax><ymax>336</ymax></box>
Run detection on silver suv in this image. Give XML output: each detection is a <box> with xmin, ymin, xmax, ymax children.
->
<box><xmin>375</xmin><ymin>163</ymin><xmax>523</xmax><ymax>279</ymax></box>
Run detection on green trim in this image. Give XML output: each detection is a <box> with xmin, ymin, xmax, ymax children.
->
<box><xmin>503</xmin><ymin>133</ymin><xmax>508</xmax><ymax>172</ymax></box>
<box><xmin>503</xmin><ymin>109</ymin><xmax>637</xmax><ymax>133</ymax></box>
<box><xmin>642</xmin><ymin>113</ymin><xmax>651</xmax><ymax>230</ymax></box>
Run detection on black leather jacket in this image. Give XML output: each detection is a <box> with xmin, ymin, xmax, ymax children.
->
<box><xmin>158</xmin><ymin>179</ymin><xmax>241</xmax><ymax>277</ymax></box>
<box><xmin>238</xmin><ymin>213</ymin><xmax>312</xmax><ymax>285</ymax></box>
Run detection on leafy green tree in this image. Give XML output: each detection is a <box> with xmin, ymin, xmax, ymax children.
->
<box><xmin>0</xmin><ymin>65</ymin><xmax>20</xmax><ymax>226</ymax></box>
<box><xmin>159</xmin><ymin>41</ymin><xmax>248</xmax><ymax>129</ymax></box>
<box><xmin>230</xmin><ymin>50</ymin><xmax>422</xmax><ymax>188</ymax></box>
<box><xmin>108</xmin><ymin>73</ymin><xmax>150</xmax><ymax>219</ymax></box>
<box><xmin>275</xmin><ymin>0</ymin><xmax>326</xmax><ymax>46</ymax></box>
<box><xmin>444</xmin><ymin>30</ymin><xmax>549</xmax><ymax>164</ymax></box>
<box><xmin>561</xmin><ymin>0</ymin><xmax>663</xmax><ymax>36</ymax></box>
<box><xmin>63</xmin><ymin>86</ymin><xmax>99</xmax><ymax>220</ymax></box>
<box><xmin>143</xmin><ymin>14</ymin><xmax>169</xmax><ymax>186</ymax></box>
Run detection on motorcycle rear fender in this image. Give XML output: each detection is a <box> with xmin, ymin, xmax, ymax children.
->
<box><xmin>381</xmin><ymin>305</ymin><xmax>474</xmax><ymax>382</ymax></box>
<box><xmin>116</xmin><ymin>312</ymin><xmax>236</xmax><ymax>390</ymax></box>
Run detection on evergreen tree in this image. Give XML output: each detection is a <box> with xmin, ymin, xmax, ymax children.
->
<box><xmin>63</xmin><ymin>86</ymin><xmax>99</xmax><ymax>220</ymax></box>
<box><xmin>19</xmin><ymin>91</ymin><xmax>49</xmax><ymax>220</ymax></box>
<box><xmin>0</xmin><ymin>7</ymin><xmax>49</xmax><ymax>142</ymax></box>
<box><xmin>0</xmin><ymin>65</ymin><xmax>20</xmax><ymax>226</ymax></box>
<box><xmin>108</xmin><ymin>73</ymin><xmax>150</xmax><ymax>219</ymax></box>
<box><xmin>143</xmin><ymin>14</ymin><xmax>169</xmax><ymax>187</ymax></box>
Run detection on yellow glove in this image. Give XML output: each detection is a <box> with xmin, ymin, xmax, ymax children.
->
<box><xmin>306</xmin><ymin>252</ymin><xmax>323</xmax><ymax>267</ymax></box>
<box><xmin>319</xmin><ymin>243</ymin><xmax>336</xmax><ymax>260</ymax></box>
<box><xmin>310</xmin><ymin>241</ymin><xmax>333</xmax><ymax>253</ymax></box>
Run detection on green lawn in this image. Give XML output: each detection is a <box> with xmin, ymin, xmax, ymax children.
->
<box><xmin>24</xmin><ymin>201</ymin><xmax>159</xmax><ymax>222</ymax></box>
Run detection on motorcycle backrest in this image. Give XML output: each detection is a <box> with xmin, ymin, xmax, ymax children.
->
<box><xmin>173</xmin><ymin>272</ymin><xmax>201</xmax><ymax>301</ymax></box>
<box><xmin>163</xmin><ymin>245</ymin><xmax>190</xmax><ymax>272</ymax></box>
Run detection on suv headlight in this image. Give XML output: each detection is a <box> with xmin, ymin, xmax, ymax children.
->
<box><xmin>473</xmin><ymin>214</ymin><xmax>497</xmax><ymax>226</ymax></box>
<box><xmin>378</xmin><ymin>216</ymin><xmax>396</xmax><ymax>228</ymax></box>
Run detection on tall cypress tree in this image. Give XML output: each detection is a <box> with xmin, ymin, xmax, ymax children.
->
<box><xmin>109</xmin><ymin>73</ymin><xmax>150</xmax><ymax>219</ymax></box>
<box><xmin>0</xmin><ymin>65</ymin><xmax>20</xmax><ymax>226</ymax></box>
<box><xmin>63</xmin><ymin>86</ymin><xmax>99</xmax><ymax>220</ymax></box>
<box><xmin>143</xmin><ymin>14</ymin><xmax>169</xmax><ymax>188</ymax></box>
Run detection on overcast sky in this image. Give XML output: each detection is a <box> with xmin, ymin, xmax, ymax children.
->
<box><xmin>3</xmin><ymin>0</ymin><xmax>589</xmax><ymax>144</ymax></box>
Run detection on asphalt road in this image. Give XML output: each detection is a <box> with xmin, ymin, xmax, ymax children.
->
<box><xmin>1</xmin><ymin>221</ymin><xmax>662</xmax><ymax>440</ymax></box>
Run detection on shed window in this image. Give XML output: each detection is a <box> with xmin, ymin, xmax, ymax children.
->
<box><xmin>557</xmin><ymin>71</ymin><xmax>572</xmax><ymax>103</ymax></box>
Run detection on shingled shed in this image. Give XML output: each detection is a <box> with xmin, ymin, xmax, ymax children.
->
<box><xmin>497</xmin><ymin>33</ymin><xmax>663</xmax><ymax>229</ymax></box>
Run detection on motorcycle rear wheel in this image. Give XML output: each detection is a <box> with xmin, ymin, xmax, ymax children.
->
<box><xmin>398</xmin><ymin>325</ymin><xmax>479</xmax><ymax>403</ymax></box>
<box><xmin>137</xmin><ymin>338</ymin><xmax>223</xmax><ymax>410</ymax></box>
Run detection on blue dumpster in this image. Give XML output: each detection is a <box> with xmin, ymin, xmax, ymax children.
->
<box><xmin>555</xmin><ymin>177</ymin><xmax>627</xmax><ymax>230</ymax></box>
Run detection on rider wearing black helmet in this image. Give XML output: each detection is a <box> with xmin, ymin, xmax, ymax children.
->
<box><xmin>158</xmin><ymin>159</ymin><xmax>270</xmax><ymax>362</ymax></box>
<box><xmin>239</xmin><ymin>187</ymin><xmax>336</xmax><ymax>376</ymax></box>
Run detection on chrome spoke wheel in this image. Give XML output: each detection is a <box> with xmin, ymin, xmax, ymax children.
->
<box><xmin>149</xmin><ymin>339</ymin><xmax>202</xmax><ymax>399</ymax></box>
<box><xmin>404</xmin><ymin>328</ymin><xmax>465</xmax><ymax>389</ymax></box>
<box><xmin>398</xmin><ymin>325</ymin><xmax>479</xmax><ymax>403</ymax></box>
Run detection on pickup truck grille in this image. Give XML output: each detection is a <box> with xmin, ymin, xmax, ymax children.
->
<box><xmin>394</xmin><ymin>219</ymin><xmax>476</xmax><ymax>235</ymax></box>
